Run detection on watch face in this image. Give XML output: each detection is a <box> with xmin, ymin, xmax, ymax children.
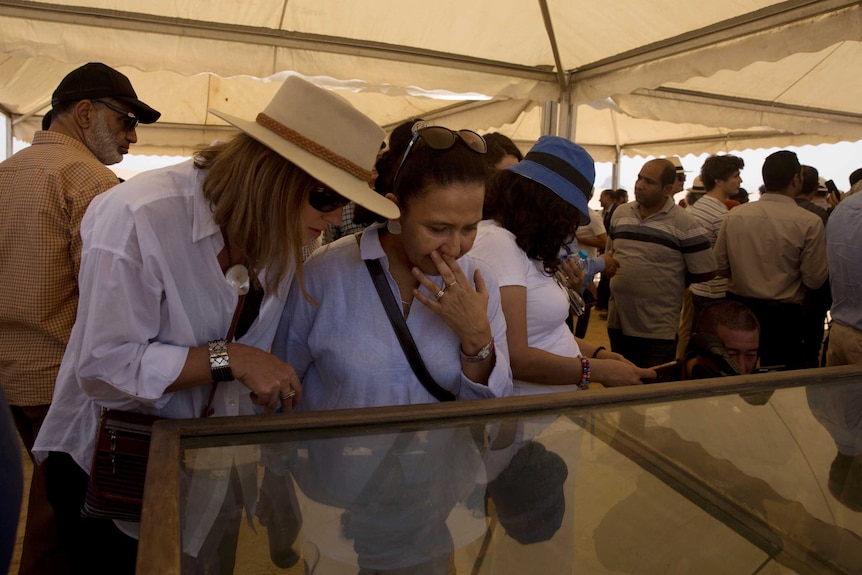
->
<box><xmin>463</xmin><ymin>340</ymin><xmax>493</xmax><ymax>362</ymax></box>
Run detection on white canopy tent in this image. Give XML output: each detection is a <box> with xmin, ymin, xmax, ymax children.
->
<box><xmin>1</xmin><ymin>0</ymin><xmax>861</xmax><ymax>167</ymax></box>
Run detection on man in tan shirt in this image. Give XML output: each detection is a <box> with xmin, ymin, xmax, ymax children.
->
<box><xmin>714</xmin><ymin>150</ymin><xmax>827</xmax><ymax>371</ymax></box>
<box><xmin>0</xmin><ymin>62</ymin><xmax>159</xmax><ymax>574</ymax></box>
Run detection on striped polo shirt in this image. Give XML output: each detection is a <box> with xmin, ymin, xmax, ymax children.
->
<box><xmin>687</xmin><ymin>194</ymin><xmax>729</xmax><ymax>299</ymax></box>
<box><xmin>607</xmin><ymin>198</ymin><xmax>716</xmax><ymax>339</ymax></box>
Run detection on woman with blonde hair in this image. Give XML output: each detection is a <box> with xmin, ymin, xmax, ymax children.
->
<box><xmin>33</xmin><ymin>76</ymin><xmax>397</xmax><ymax>574</ymax></box>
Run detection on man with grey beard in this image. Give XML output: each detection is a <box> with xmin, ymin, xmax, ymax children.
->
<box><xmin>0</xmin><ymin>62</ymin><xmax>159</xmax><ymax>575</ymax></box>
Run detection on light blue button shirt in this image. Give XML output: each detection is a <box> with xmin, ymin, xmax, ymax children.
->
<box><xmin>274</xmin><ymin>223</ymin><xmax>513</xmax><ymax>411</ymax></box>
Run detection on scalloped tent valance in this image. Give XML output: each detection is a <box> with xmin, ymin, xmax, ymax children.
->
<box><xmin>1</xmin><ymin>0</ymin><xmax>860</xmax><ymax>162</ymax></box>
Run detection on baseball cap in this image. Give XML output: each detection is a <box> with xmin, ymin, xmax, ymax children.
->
<box><xmin>51</xmin><ymin>62</ymin><xmax>160</xmax><ymax>124</ymax></box>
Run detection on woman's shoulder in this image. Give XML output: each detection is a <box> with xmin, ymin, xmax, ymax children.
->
<box><xmin>304</xmin><ymin>233</ymin><xmax>362</xmax><ymax>273</ymax></box>
<box><xmin>472</xmin><ymin>220</ymin><xmax>525</xmax><ymax>263</ymax></box>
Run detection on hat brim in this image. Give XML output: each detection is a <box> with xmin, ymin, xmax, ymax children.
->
<box><xmin>507</xmin><ymin>162</ymin><xmax>591</xmax><ymax>226</ymax></box>
<box><xmin>210</xmin><ymin>109</ymin><xmax>399</xmax><ymax>221</ymax></box>
<box><xmin>116</xmin><ymin>97</ymin><xmax>161</xmax><ymax>124</ymax></box>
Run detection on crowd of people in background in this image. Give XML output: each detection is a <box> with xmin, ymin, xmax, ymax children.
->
<box><xmin>2</xmin><ymin>64</ymin><xmax>862</xmax><ymax>573</ymax></box>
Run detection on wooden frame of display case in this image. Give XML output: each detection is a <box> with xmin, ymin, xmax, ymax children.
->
<box><xmin>137</xmin><ymin>365</ymin><xmax>862</xmax><ymax>574</ymax></box>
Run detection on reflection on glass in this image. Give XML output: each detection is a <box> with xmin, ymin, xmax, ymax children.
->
<box><xmin>807</xmin><ymin>382</ymin><xmax>862</xmax><ymax>512</ymax></box>
<box><xmin>172</xmin><ymin>381</ymin><xmax>862</xmax><ymax>574</ymax></box>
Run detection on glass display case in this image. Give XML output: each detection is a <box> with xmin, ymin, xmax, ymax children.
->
<box><xmin>138</xmin><ymin>366</ymin><xmax>862</xmax><ymax>574</ymax></box>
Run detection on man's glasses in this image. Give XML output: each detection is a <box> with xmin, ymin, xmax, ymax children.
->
<box><xmin>676</xmin><ymin>174</ymin><xmax>686</xmax><ymax>183</ymax></box>
<box><xmin>393</xmin><ymin>122</ymin><xmax>487</xmax><ymax>186</ymax></box>
<box><xmin>92</xmin><ymin>99</ymin><xmax>139</xmax><ymax>131</ymax></box>
<box><xmin>308</xmin><ymin>185</ymin><xmax>350</xmax><ymax>213</ymax></box>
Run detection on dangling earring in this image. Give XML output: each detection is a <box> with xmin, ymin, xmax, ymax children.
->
<box><xmin>387</xmin><ymin>219</ymin><xmax>402</xmax><ymax>235</ymax></box>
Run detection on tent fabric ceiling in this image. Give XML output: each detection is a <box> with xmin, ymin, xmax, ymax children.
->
<box><xmin>1</xmin><ymin>0</ymin><xmax>860</xmax><ymax>161</ymax></box>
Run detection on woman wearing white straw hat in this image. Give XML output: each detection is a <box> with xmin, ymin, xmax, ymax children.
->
<box><xmin>32</xmin><ymin>76</ymin><xmax>397</xmax><ymax>574</ymax></box>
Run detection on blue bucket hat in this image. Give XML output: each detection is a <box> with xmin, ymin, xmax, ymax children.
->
<box><xmin>505</xmin><ymin>135</ymin><xmax>595</xmax><ymax>225</ymax></box>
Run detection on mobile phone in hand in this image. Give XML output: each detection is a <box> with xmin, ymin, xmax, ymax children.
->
<box><xmin>825</xmin><ymin>179</ymin><xmax>840</xmax><ymax>202</ymax></box>
<box><xmin>646</xmin><ymin>360</ymin><xmax>680</xmax><ymax>384</ymax></box>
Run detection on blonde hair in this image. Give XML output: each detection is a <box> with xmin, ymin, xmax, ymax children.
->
<box><xmin>194</xmin><ymin>134</ymin><xmax>313</xmax><ymax>295</ymax></box>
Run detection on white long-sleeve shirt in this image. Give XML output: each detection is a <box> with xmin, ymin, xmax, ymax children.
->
<box><xmin>33</xmin><ymin>160</ymin><xmax>291</xmax><ymax>548</ymax></box>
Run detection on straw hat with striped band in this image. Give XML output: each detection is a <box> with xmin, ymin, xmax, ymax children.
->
<box><xmin>209</xmin><ymin>76</ymin><xmax>399</xmax><ymax>221</ymax></box>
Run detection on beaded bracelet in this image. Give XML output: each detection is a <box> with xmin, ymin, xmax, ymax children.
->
<box><xmin>592</xmin><ymin>346</ymin><xmax>606</xmax><ymax>359</ymax></box>
<box><xmin>577</xmin><ymin>355</ymin><xmax>591</xmax><ymax>390</ymax></box>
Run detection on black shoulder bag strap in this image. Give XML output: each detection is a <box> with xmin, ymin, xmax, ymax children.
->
<box><xmin>359</xmin><ymin>236</ymin><xmax>455</xmax><ymax>401</ymax></box>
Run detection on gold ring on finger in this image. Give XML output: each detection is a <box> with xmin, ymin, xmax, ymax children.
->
<box><xmin>435</xmin><ymin>288</ymin><xmax>446</xmax><ymax>300</ymax></box>
<box><xmin>280</xmin><ymin>390</ymin><xmax>296</xmax><ymax>401</ymax></box>
<box><xmin>446</xmin><ymin>280</ymin><xmax>457</xmax><ymax>288</ymax></box>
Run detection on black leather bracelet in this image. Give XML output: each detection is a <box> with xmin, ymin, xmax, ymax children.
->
<box><xmin>592</xmin><ymin>346</ymin><xmax>606</xmax><ymax>359</ymax></box>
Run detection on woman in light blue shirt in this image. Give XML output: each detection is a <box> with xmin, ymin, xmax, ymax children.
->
<box><xmin>275</xmin><ymin>122</ymin><xmax>512</xmax><ymax>409</ymax></box>
<box><xmin>272</xmin><ymin>122</ymin><xmax>511</xmax><ymax>574</ymax></box>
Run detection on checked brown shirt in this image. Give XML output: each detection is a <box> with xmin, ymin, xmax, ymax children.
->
<box><xmin>0</xmin><ymin>131</ymin><xmax>120</xmax><ymax>405</ymax></box>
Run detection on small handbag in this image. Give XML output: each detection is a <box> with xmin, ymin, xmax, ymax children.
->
<box><xmin>81</xmin><ymin>284</ymin><xmax>262</xmax><ymax>521</ymax></box>
<box><xmin>82</xmin><ymin>409</ymin><xmax>165</xmax><ymax>521</ymax></box>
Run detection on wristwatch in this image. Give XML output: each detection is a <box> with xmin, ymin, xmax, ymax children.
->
<box><xmin>208</xmin><ymin>339</ymin><xmax>234</xmax><ymax>382</ymax></box>
<box><xmin>460</xmin><ymin>339</ymin><xmax>494</xmax><ymax>363</ymax></box>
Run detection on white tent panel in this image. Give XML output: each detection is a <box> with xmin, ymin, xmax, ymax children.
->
<box><xmin>548</xmin><ymin>0</ymin><xmax>784</xmax><ymax>70</ymax></box>
<box><xmin>1</xmin><ymin>0</ymin><xmax>861</xmax><ymax>160</ymax></box>
<box><xmin>569</xmin><ymin>2</ymin><xmax>861</xmax><ymax>103</ymax></box>
<box><xmin>664</xmin><ymin>42</ymin><xmax>862</xmax><ymax>116</ymax></box>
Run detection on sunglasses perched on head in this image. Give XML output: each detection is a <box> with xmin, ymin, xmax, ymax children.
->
<box><xmin>92</xmin><ymin>99</ymin><xmax>139</xmax><ymax>131</ymax></box>
<box><xmin>393</xmin><ymin>122</ymin><xmax>487</xmax><ymax>185</ymax></box>
<box><xmin>308</xmin><ymin>185</ymin><xmax>350</xmax><ymax>213</ymax></box>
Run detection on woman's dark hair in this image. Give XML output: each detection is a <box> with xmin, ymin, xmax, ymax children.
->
<box><xmin>485</xmin><ymin>170</ymin><xmax>581</xmax><ymax>275</ymax></box>
<box><xmin>393</xmin><ymin>136</ymin><xmax>490</xmax><ymax>215</ymax></box>
<box><xmin>483</xmin><ymin>133</ymin><xmax>523</xmax><ymax>169</ymax></box>
<box><xmin>354</xmin><ymin>119</ymin><xmax>422</xmax><ymax>226</ymax></box>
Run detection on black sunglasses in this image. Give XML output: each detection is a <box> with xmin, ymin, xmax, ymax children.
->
<box><xmin>393</xmin><ymin>122</ymin><xmax>487</xmax><ymax>185</ymax></box>
<box><xmin>308</xmin><ymin>185</ymin><xmax>350</xmax><ymax>213</ymax></box>
<box><xmin>676</xmin><ymin>174</ymin><xmax>686</xmax><ymax>182</ymax></box>
<box><xmin>92</xmin><ymin>99</ymin><xmax>139</xmax><ymax>131</ymax></box>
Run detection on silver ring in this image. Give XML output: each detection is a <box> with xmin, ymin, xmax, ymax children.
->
<box><xmin>280</xmin><ymin>390</ymin><xmax>296</xmax><ymax>401</ymax></box>
<box><xmin>435</xmin><ymin>288</ymin><xmax>446</xmax><ymax>300</ymax></box>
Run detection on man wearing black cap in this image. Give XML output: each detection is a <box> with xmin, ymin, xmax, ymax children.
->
<box><xmin>0</xmin><ymin>62</ymin><xmax>159</xmax><ymax>574</ymax></box>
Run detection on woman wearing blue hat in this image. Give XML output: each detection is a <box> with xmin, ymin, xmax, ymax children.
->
<box><xmin>471</xmin><ymin>136</ymin><xmax>655</xmax><ymax>394</ymax></box>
